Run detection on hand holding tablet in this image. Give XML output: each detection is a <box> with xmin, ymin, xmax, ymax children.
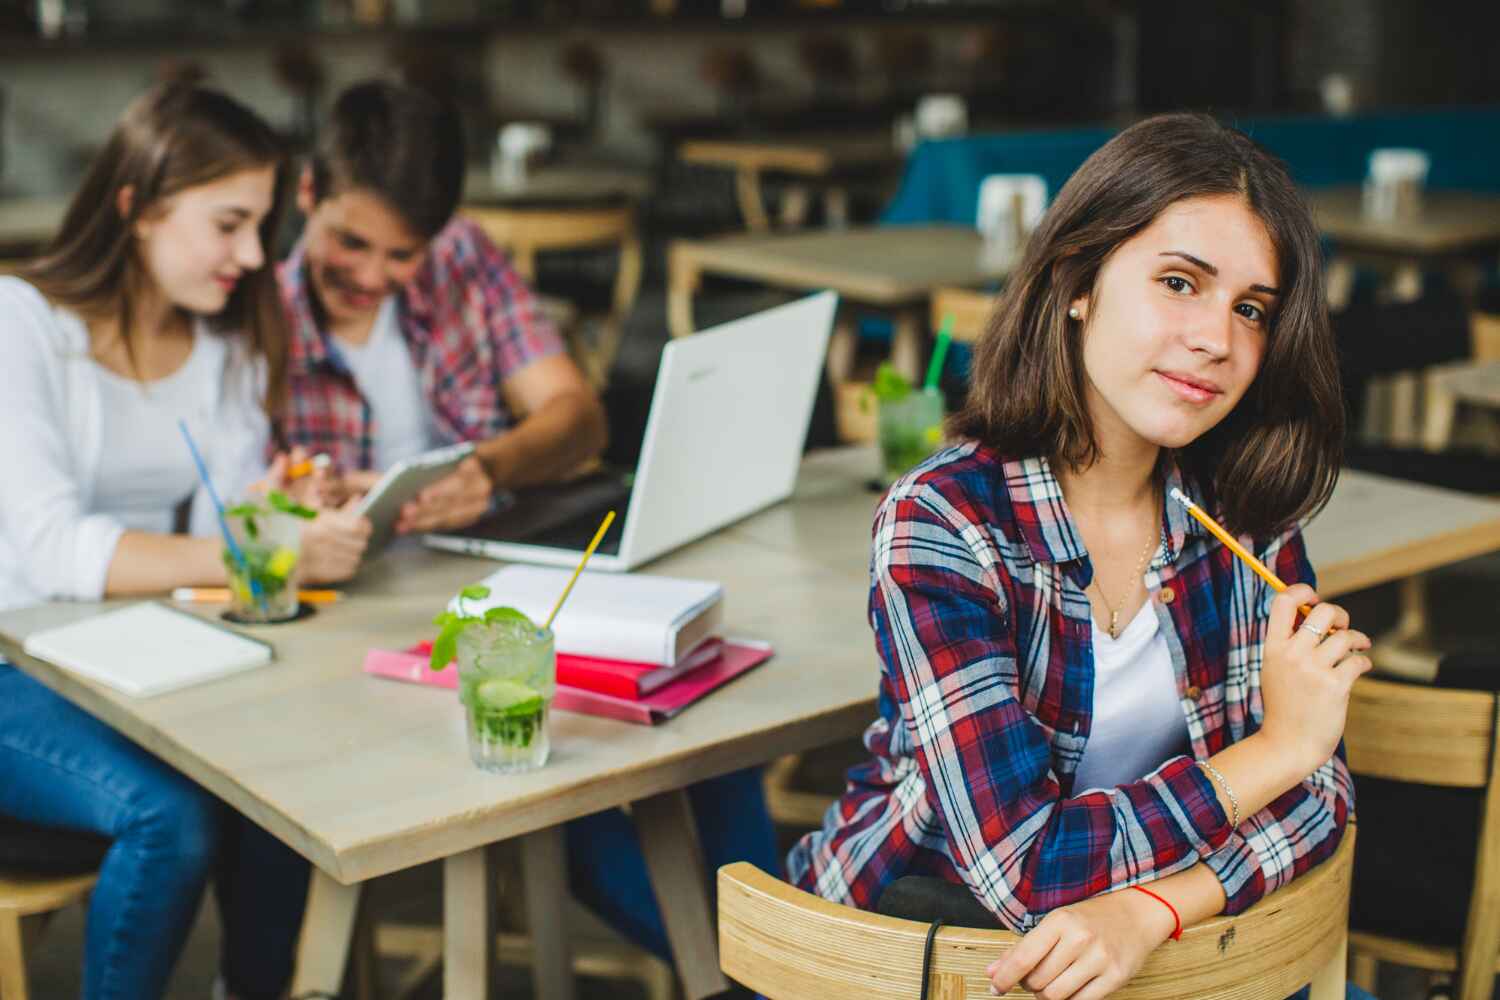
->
<box><xmin>354</xmin><ymin>442</ymin><xmax>477</xmax><ymax>552</ymax></box>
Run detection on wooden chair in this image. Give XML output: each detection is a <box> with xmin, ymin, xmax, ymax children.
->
<box><xmin>930</xmin><ymin>287</ymin><xmax>996</xmax><ymax>344</ymax></box>
<box><xmin>718</xmin><ymin>827</ymin><xmax>1355</xmax><ymax>999</ymax></box>
<box><xmin>1</xmin><ymin>871</ymin><xmax>98</xmax><ymax>1000</ymax></box>
<box><xmin>1344</xmin><ymin>676</ymin><xmax>1500</xmax><ymax>1000</ymax></box>
<box><xmin>464</xmin><ymin>203</ymin><xmax>642</xmax><ymax>390</ymax></box>
<box><xmin>0</xmin><ymin>816</ymin><xmax>107</xmax><ymax>1000</ymax></box>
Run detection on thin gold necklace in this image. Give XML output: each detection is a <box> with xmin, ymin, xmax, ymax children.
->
<box><xmin>1093</xmin><ymin>526</ymin><xmax>1159</xmax><ymax>640</ymax></box>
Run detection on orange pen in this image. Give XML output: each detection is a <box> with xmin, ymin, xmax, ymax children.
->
<box><xmin>286</xmin><ymin>453</ymin><xmax>332</xmax><ymax>480</ymax></box>
<box><xmin>172</xmin><ymin>588</ymin><xmax>343</xmax><ymax>604</ymax></box>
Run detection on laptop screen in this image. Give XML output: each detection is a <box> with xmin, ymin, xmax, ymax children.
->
<box><xmin>456</xmin><ymin>471</ymin><xmax>633</xmax><ymax>556</ymax></box>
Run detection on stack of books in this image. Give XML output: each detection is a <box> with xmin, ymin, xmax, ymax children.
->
<box><xmin>364</xmin><ymin>565</ymin><xmax>772</xmax><ymax>725</ymax></box>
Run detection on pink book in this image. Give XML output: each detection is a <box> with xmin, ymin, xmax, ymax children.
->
<box><xmin>362</xmin><ymin>639</ymin><xmax>773</xmax><ymax>726</ymax></box>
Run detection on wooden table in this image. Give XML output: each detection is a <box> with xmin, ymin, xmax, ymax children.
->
<box><xmin>5</xmin><ymin>449</ymin><xmax>1500</xmax><ymax>996</ymax></box>
<box><xmin>668</xmin><ymin>225</ymin><xmax>1008</xmax><ymax>394</ymax></box>
<box><xmin>0</xmin><ymin>196</ymin><xmax>66</xmax><ymax>259</ymax></box>
<box><xmin>463</xmin><ymin>164</ymin><xmax>651</xmax><ymax>208</ymax></box>
<box><xmin>1309</xmin><ymin>187</ymin><xmax>1500</xmax><ymax>306</ymax></box>
<box><xmin>678</xmin><ymin>133</ymin><xmax>899</xmax><ymax>232</ymax></box>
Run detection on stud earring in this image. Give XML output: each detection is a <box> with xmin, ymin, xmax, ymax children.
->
<box><xmin>1068</xmin><ymin>306</ymin><xmax>1081</xmax><ymax>320</ymax></box>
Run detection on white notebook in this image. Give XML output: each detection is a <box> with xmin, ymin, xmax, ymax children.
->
<box><xmin>23</xmin><ymin>602</ymin><xmax>274</xmax><ymax>697</ymax></box>
<box><xmin>463</xmin><ymin>565</ymin><xmax>723</xmax><ymax>666</ymax></box>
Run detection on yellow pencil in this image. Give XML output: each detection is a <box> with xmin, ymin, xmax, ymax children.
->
<box><xmin>1168</xmin><ymin>488</ymin><xmax>1316</xmax><ymax>618</ymax></box>
<box><xmin>544</xmin><ymin>510</ymin><xmax>616</xmax><ymax>630</ymax></box>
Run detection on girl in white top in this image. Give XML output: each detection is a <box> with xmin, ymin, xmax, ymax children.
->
<box><xmin>0</xmin><ymin>81</ymin><xmax>368</xmax><ymax>999</ymax></box>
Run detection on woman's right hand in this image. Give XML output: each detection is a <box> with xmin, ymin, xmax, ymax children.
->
<box><xmin>1256</xmin><ymin>584</ymin><xmax>1373</xmax><ymax>778</ymax></box>
<box><xmin>299</xmin><ymin>497</ymin><xmax>372</xmax><ymax>584</ymax></box>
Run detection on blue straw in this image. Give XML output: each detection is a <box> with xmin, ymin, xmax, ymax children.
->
<box><xmin>177</xmin><ymin>419</ymin><xmax>266</xmax><ymax>612</ymax></box>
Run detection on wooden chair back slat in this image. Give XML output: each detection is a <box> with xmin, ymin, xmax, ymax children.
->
<box><xmin>718</xmin><ymin>828</ymin><xmax>1354</xmax><ymax>999</ymax></box>
<box><xmin>1345</xmin><ymin>676</ymin><xmax>1495</xmax><ymax>787</ymax></box>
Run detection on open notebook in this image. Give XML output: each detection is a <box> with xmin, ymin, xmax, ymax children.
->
<box><xmin>23</xmin><ymin>602</ymin><xmax>274</xmax><ymax>697</ymax></box>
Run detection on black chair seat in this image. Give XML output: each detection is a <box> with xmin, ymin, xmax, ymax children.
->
<box><xmin>876</xmin><ymin>875</ymin><xmax>1002</xmax><ymax>929</ymax></box>
<box><xmin>0</xmin><ymin>814</ymin><xmax>109</xmax><ymax>875</ymax></box>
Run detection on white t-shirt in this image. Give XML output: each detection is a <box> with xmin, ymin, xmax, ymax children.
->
<box><xmin>94</xmin><ymin>331</ymin><xmax>216</xmax><ymax>534</ymax></box>
<box><xmin>334</xmin><ymin>297</ymin><xmax>436</xmax><ymax>470</ymax></box>
<box><xmin>1070</xmin><ymin>600</ymin><xmax>1192</xmax><ymax>792</ymax></box>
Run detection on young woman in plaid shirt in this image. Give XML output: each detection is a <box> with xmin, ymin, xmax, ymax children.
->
<box><xmin>790</xmin><ymin>114</ymin><xmax>1375</xmax><ymax>999</ymax></box>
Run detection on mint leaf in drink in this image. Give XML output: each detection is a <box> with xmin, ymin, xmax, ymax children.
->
<box><xmin>872</xmin><ymin>362</ymin><xmax>912</xmax><ymax>403</ymax></box>
<box><xmin>225</xmin><ymin>502</ymin><xmax>260</xmax><ymax>519</ymax></box>
<box><xmin>460</xmin><ymin>585</ymin><xmax>491</xmax><ymax>602</ymax></box>
<box><xmin>267</xmin><ymin>490</ymin><xmax>317</xmax><ymax>520</ymax></box>
<box><xmin>430</xmin><ymin>619</ymin><xmax>466</xmax><ymax>671</ymax></box>
<box><xmin>483</xmin><ymin>606</ymin><xmax>535</xmax><ymax>628</ymax></box>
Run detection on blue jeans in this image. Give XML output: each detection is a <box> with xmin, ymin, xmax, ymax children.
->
<box><xmin>566</xmin><ymin>766</ymin><xmax>779</xmax><ymax>960</ymax></box>
<box><xmin>0</xmin><ymin>665</ymin><xmax>309</xmax><ymax>1000</ymax></box>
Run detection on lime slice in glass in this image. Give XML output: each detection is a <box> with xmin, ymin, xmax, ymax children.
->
<box><xmin>266</xmin><ymin>547</ymin><xmax>298</xmax><ymax>579</ymax></box>
<box><xmin>474</xmin><ymin>678</ymin><xmax>544</xmax><ymax>717</ymax></box>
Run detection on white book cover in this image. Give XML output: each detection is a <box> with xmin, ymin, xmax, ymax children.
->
<box><xmin>462</xmin><ymin>565</ymin><xmax>722</xmax><ymax>666</ymax></box>
<box><xmin>23</xmin><ymin>602</ymin><xmax>274</xmax><ymax>698</ymax></box>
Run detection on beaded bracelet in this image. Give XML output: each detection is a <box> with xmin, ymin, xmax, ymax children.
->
<box><xmin>1197</xmin><ymin>759</ymin><xmax>1240</xmax><ymax>828</ymax></box>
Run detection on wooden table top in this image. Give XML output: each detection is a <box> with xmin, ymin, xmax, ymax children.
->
<box><xmin>677</xmin><ymin>134</ymin><xmax>899</xmax><ymax>176</ymax></box>
<box><xmin>1308</xmin><ymin>187</ymin><xmax>1500</xmax><ymax>256</ymax></box>
<box><xmin>462</xmin><ymin>164</ymin><xmax>651</xmax><ymax>208</ymax></box>
<box><xmin>0</xmin><ymin>196</ymin><xmax>67</xmax><ymax>252</ymax></box>
<box><xmin>673</xmin><ymin>225</ymin><xmax>1008</xmax><ymax>306</ymax></box>
<box><xmin>4</xmin><ymin>449</ymin><xmax>1499</xmax><ymax>884</ymax></box>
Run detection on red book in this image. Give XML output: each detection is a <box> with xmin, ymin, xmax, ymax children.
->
<box><xmin>555</xmin><ymin>637</ymin><xmax>724</xmax><ymax>699</ymax></box>
<box><xmin>362</xmin><ymin>639</ymin><xmax>773</xmax><ymax>726</ymax></box>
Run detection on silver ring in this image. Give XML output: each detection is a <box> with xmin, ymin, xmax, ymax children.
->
<box><xmin>1299</xmin><ymin>622</ymin><xmax>1326</xmax><ymax>637</ymax></box>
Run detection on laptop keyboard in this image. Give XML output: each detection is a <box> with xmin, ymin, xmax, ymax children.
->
<box><xmin>466</xmin><ymin>471</ymin><xmax>633</xmax><ymax>554</ymax></box>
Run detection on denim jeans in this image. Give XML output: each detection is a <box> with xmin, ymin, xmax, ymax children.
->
<box><xmin>566</xmin><ymin>765</ymin><xmax>780</xmax><ymax>961</ymax></box>
<box><xmin>0</xmin><ymin>664</ymin><xmax>309</xmax><ymax>1000</ymax></box>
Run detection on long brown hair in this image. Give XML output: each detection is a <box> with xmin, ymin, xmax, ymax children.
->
<box><xmin>22</xmin><ymin>81</ymin><xmax>290</xmax><ymax>415</ymax></box>
<box><xmin>950</xmin><ymin>113</ymin><xmax>1342</xmax><ymax>539</ymax></box>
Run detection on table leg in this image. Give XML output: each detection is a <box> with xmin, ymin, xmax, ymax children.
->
<box><xmin>445</xmin><ymin>846</ymin><xmax>495</xmax><ymax>1000</ymax></box>
<box><xmin>891</xmin><ymin>309</ymin><xmax>925</xmax><ymax>385</ymax></box>
<box><xmin>520</xmin><ymin>827</ymin><xmax>577</xmax><ymax>1000</ymax></box>
<box><xmin>734</xmin><ymin>168</ymin><xmax>771</xmax><ymax>232</ymax></box>
<box><xmin>826</xmin><ymin>313</ymin><xmax>858</xmax><ymax>387</ymax></box>
<box><xmin>289</xmin><ymin>869</ymin><xmax>363</xmax><ymax>997</ymax></box>
<box><xmin>1423</xmin><ymin>370</ymin><xmax>1460</xmax><ymax>451</ymax></box>
<box><xmin>667</xmin><ymin>245</ymin><xmax>701</xmax><ymax>339</ymax></box>
<box><xmin>778</xmin><ymin>183</ymin><xmax>811</xmax><ymax>229</ymax></box>
<box><xmin>1387</xmin><ymin>372</ymin><xmax>1420</xmax><ymax>448</ymax></box>
<box><xmin>634</xmin><ymin>788</ymin><xmax>730</xmax><ymax>1000</ymax></box>
<box><xmin>823</xmin><ymin>186</ymin><xmax>850</xmax><ymax>229</ymax></box>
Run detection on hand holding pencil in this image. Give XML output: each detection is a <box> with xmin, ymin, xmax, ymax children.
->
<box><xmin>1171</xmin><ymin>488</ymin><xmax>1373</xmax><ymax>775</ymax></box>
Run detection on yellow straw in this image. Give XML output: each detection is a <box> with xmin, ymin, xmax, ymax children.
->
<box><xmin>1169</xmin><ymin>488</ymin><xmax>1315</xmax><ymax>618</ymax></box>
<box><xmin>544</xmin><ymin>510</ymin><xmax>616</xmax><ymax>630</ymax></box>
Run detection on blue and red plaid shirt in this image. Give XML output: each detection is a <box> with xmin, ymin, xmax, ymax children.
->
<box><xmin>276</xmin><ymin>217</ymin><xmax>564</xmax><ymax>470</ymax></box>
<box><xmin>788</xmin><ymin>442</ymin><xmax>1353</xmax><ymax>931</ymax></box>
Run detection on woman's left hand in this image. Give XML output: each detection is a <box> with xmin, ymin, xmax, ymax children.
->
<box><xmin>987</xmin><ymin>888</ymin><xmax>1174</xmax><ymax>999</ymax></box>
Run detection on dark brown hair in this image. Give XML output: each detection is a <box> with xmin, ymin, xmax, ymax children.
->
<box><xmin>950</xmin><ymin>112</ymin><xmax>1343</xmax><ymax>538</ymax></box>
<box><xmin>309</xmin><ymin>80</ymin><xmax>465</xmax><ymax>239</ymax></box>
<box><xmin>23</xmin><ymin>81</ymin><xmax>290</xmax><ymax>415</ymax></box>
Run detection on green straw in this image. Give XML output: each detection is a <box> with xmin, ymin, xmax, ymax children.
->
<box><xmin>924</xmin><ymin>314</ymin><xmax>954</xmax><ymax>391</ymax></box>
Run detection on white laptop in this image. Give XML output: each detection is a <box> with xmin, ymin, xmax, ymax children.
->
<box><xmin>424</xmin><ymin>291</ymin><xmax>838</xmax><ymax>571</ymax></box>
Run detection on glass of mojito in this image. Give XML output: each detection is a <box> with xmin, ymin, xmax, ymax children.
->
<box><xmin>878</xmin><ymin>386</ymin><xmax>946</xmax><ymax>482</ymax></box>
<box><xmin>456</xmin><ymin>620</ymin><xmax>555</xmax><ymax>773</ymax></box>
<box><xmin>223</xmin><ymin>497</ymin><xmax>305</xmax><ymax>624</ymax></box>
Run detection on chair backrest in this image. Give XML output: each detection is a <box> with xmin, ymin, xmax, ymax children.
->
<box><xmin>1344</xmin><ymin>676</ymin><xmax>1500</xmax><ymax>1000</ymax></box>
<box><xmin>1345</xmin><ymin>676</ymin><xmax>1496</xmax><ymax>788</ymax></box>
<box><xmin>719</xmin><ymin>828</ymin><xmax>1354</xmax><ymax>999</ymax></box>
<box><xmin>930</xmin><ymin>287</ymin><xmax>995</xmax><ymax>345</ymax></box>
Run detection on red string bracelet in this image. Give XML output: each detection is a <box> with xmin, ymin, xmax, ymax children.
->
<box><xmin>1129</xmin><ymin>885</ymin><xmax>1182</xmax><ymax>941</ymax></box>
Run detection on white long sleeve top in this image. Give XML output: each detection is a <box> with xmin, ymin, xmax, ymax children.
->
<box><xmin>0</xmin><ymin>276</ymin><xmax>270</xmax><ymax>611</ymax></box>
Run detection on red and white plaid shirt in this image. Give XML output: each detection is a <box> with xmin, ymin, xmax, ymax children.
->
<box><xmin>276</xmin><ymin>217</ymin><xmax>563</xmax><ymax>470</ymax></box>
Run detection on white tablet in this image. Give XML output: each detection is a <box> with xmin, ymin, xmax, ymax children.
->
<box><xmin>356</xmin><ymin>442</ymin><xmax>476</xmax><ymax>552</ymax></box>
